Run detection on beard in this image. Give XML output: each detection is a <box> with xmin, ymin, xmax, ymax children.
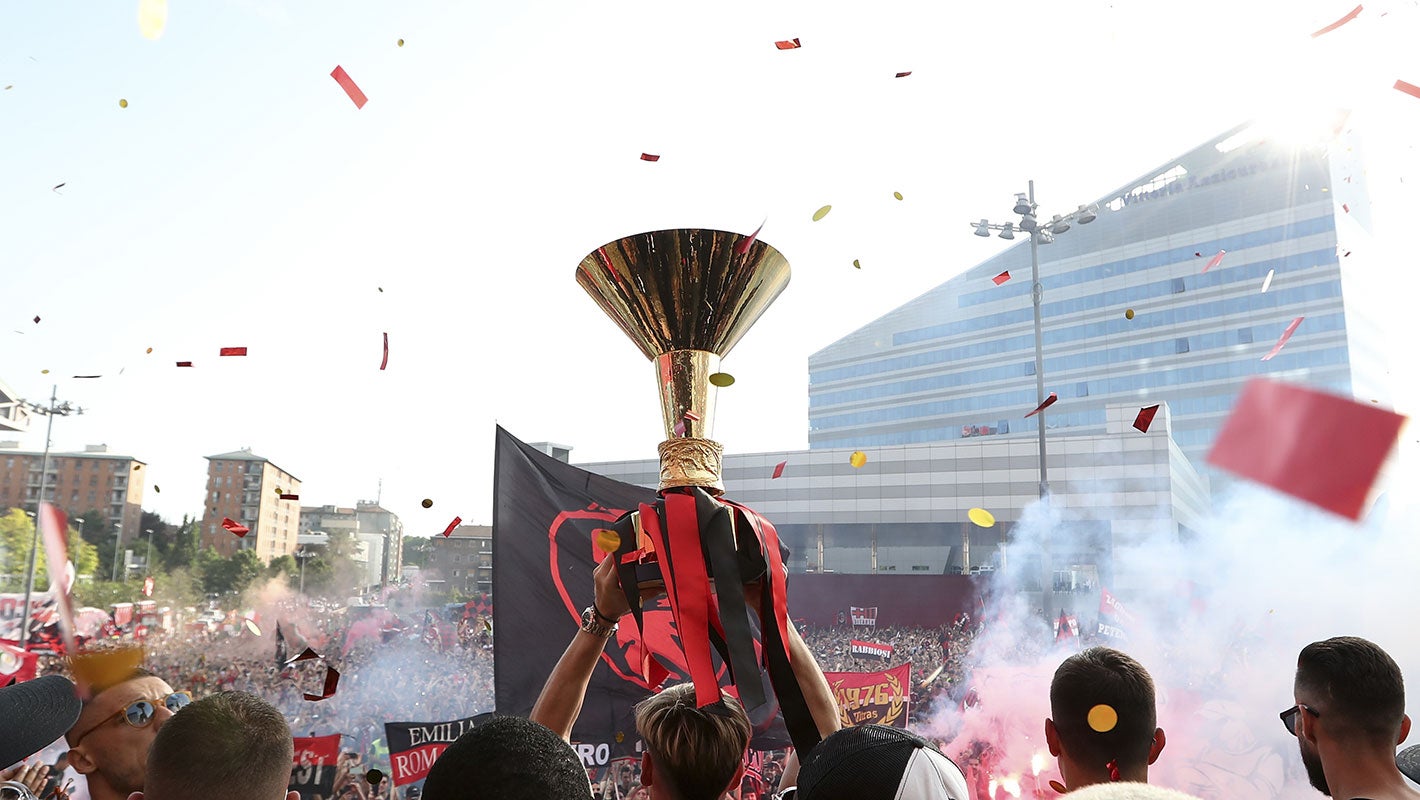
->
<box><xmin>1299</xmin><ymin>738</ymin><xmax>1331</xmax><ymax>796</ymax></box>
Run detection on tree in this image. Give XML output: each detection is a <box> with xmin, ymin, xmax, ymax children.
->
<box><xmin>265</xmin><ymin>555</ymin><xmax>297</xmax><ymax>586</ymax></box>
<box><xmin>200</xmin><ymin>549</ymin><xmax>263</xmax><ymax>596</ymax></box>
<box><xmin>164</xmin><ymin>516</ymin><xmax>200</xmax><ymax>571</ymax></box>
<box><xmin>0</xmin><ymin>508</ymin><xmax>100</xmax><ymax>588</ymax></box>
<box><xmin>403</xmin><ymin>536</ymin><xmax>433</xmax><ymax>569</ymax></box>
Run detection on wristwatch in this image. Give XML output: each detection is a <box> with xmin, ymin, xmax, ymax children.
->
<box><xmin>580</xmin><ymin>606</ymin><xmax>618</xmax><ymax>638</ymax></box>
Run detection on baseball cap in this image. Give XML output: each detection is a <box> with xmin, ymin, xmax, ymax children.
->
<box><xmin>1399</xmin><ymin>744</ymin><xmax>1420</xmax><ymax>784</ymax></box>
<box><xmin>796</xmin><ymin>725</ymin><xmax>969</xmax><ymax>800</ymax></box>
<box><xmin>0</xmin><ymin>675</ymin><xmax>81</xmax><ymax>767</ymax></box>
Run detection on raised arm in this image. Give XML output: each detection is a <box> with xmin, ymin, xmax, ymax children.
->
<box><xmin>530</xmin><ymin>555</ymin><xmax>629</xmax><ymax>741</ymax></box>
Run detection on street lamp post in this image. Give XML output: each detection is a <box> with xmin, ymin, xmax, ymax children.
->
<box><xmin>296</xmin><ymin>549</ymin><xmax>310</xmax><ymax>595</ymax></box>
<box><xmin>972</xmin><ymin>183</ymin><xmax>1097</xmax><ymax>622</ymax></box>
<box><xmin>17</xmin><ymin>386</ymin><xmax>83</xmax><ymax>650</ymax></box>
<box><xmin>110</xmin><ymin>523</ymin><xmax>124</xmax><ymax>582</ymax></box>
<box><xmin>143</xmin><ymin>529</ymin><xmax>155</xmax><ymax>575</ymax></box>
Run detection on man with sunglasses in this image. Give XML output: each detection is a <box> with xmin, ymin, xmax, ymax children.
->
<box><xmin>64</xmin><ymin>669</ymin><xmax>190</xmax><ymax>800</ymax></box>
<box><xmin>1285</xmin><ymin>636</ymin><xmax>1419</xmax><ymax>800</ymax></box>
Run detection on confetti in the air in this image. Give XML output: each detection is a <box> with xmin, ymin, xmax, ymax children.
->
<box><xmin>422</xmin><ymin>498</ymin><xmax>433</xmax><ymax>509</ymax></box>
<box><xmin>1395</xmin><ymin>79</ymin><xmax>1420</xmax><ymax>100</ymax></box>
<box><xmin>853</xmin><ymin>260</ymin><xmax>862</xmax><ymax>269</ymax></box>
<box><xmin>218</xmin><ymin>346</ymin><xmax>247</xmax><ymax>357</ymax></box>
<box><xmin>849</xmin><ymin>451</ymin><xmax>868</xmax><ymax>468</ymax></box>
<box><xmin>1050</xmin><ymin>781</ymin><xmax>1068</xmax><ymax>794</ymax></box>
<box><xmin>734</xmin><ymin>220</ymin><xmax>766</xmax><ymax>256</ymax></box>
<box><xmin>154</xmin><ymin>485</ymin><xmax>160</xmax><ymax>493</ymax></box>
<box><xmin>1261</xmin><ymin>269</ymin><xmax>1275</xmax><ymax>293</ymax></box>
<box><xmin>137</xmin><ymin>0</ymin><xmax>168</xmax><ymax>40</ymax></box>
<box><xmin>222</xmin><ymin>518</ymin><xmax>249</xmax><ymax>537</ymax></box>
<box><xmin>774</xmin><ymin>38</ymin><xmax>802</xmax><ymax>50</ymax></box>
<box><xmin>1125</xmin><ymin>309</ymin><xmax>1135</xmax><ymax>320</ymax></box>
<box><xmin>146</xmin><ymin>347</ymin><xmax>153</xmax><ymax>354</ymax></box>
<box><xmin>119</xmin><ymin>98</ymin><xmax>128</xmax><ymax>108</ymax></box>
<box><xmin>1202</xmin><ymin>250</ymin><xmax>1226</xmax><ymax>272</ymax></box>
<box><xmin>280</xmin><ymin>494</ymin><xmax>299</xmax><ymax>501</ymax></box>
<box><xmin>1261</xmin><ymin>317</ymin><xmax>1304</xmax><ymax>361</ymax></box>
<box><xmin>894</xmin><ymin>71</ymin><xmax>912</xmax><ymax>78</ymax></box>
<box><xmin>33</xmin><ymin>316</ymin><xmax>40</xmax><ymax>324</ymax></box>
<box><xmin>441</xmin><ymin>516</ymin><xmax>462</xmax><ymax>537</ymax></box>
<box><xmin>812</xmin><ymin>205</ymin><xmax>832</xmax><ymax>221</ymax></box>
<box><xmin>1133</xmin><ymin>405</ymin><xmax>1160</xmax><ymax>433</ymax></box>
<box><xmin>330</xmin><ymin>66</ymin><xmax>368</xmax><ymax>109</ymax></box>
<box><xmin>244</xmin><ymin>619</ymin><xmax>261</xmax><ymax>636</ymax></box>
<box><xmin>52</xmin><ymin>183</ymin><xmax>64</xmax><ymax>194</ymax></box>
<box><xmin>397</xmin><ymin>39</ymin><xmax>405</xmax><ymax>47</ymax></box>
<box><xmin>1311</xmin><ymin>4</ymin><xmax>1363</xmax><ymax>36</ymax></box>
<box><xmin>594</xmin><ymin>528</ymin><xmax>621</xmax><ymax>553</ymax></box>
<box><xmin>175</xmin><ymin>361</ymin><xmax>193</xmax><ymax>367</ymax></box>
<box><xmin>772</xmin><ymin>461</ymin><xmax>787</xmax><ymax>479</ymax></box>
<box><xmin>380</xmin><ymin>332</ymin><xmax>389</xmax><ymax>370</ymax></box>
<box><xmin>1342</xmin><ymin>203</ymin><xmax>1350</xmax><ymax>213</ymax></box>
<box><xmin>893</xmin><ymin>192</ymin><xmax>903</xmax><ymax>201</ymax></box>
<box><xmin>1024</xmin><ymin>392</ymin><xmax>1058</xmax><ymax>418</ymax></box>
<box><xmin>992</xmin><ymin>271</ymin><xmax>1011</xmax><ymax>286</ymax></box>
<box><xmin>709</xmin><ymin>372</ymin><xmax>735</xmax><ymax>387</ymax></box>
<box><xmin>72</xmin><ymin>375</ymin><xmax>101</xmax><ymax>379</ymax></box>
<box><xmin>285</xmin><ymin>648</ymin><xmax>341</xmax><ymax>701</ymax></box>
<box><xmin>968</xmin><ymin>508</ymin><xmax>995</xmax><ymax>528</ymax></box>
<box><xmin>1088</xmin><ymin>704</ymin><xmax>1119</xmax><ymax>733</ymax></box>
<box><xmin>640</xmin><ymin>153</ymin><xmax>660</xmax><ymax>162</ymax></box>
<box><xmin>366</xmin><ymin>770</ymin><xmax>385</xmax><ymax>787</ymax></box>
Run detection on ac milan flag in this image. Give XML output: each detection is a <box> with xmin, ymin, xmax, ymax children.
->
<box><xmin>1054</xmin><ymin>609</ymin><xmax>1078</xmax><ymax>642</ymax></box>
<box><xmin>492</xmin><ymin>426</ymin><xmax>790</xmax><ymax>751</ymax></box>
<box><xmin>289</xmin><ymin>734</ymin><xmax>341</xmax><ymax>800</ymax></box>
<box><xmin>849</xmin><ymin>607</ymin><xmax>878</xmax><ymax>627</ymax></box>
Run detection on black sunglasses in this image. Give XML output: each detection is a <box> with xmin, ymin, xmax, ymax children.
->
<box><xmin>71</xmin><ymin>692</ymin><xmax>192</xmax><ymax>746</ymax></box>
<box><xmin>1279</xmin><ymin>703</ymin><xmax>1319</xmax><ymax>735</ymax></box>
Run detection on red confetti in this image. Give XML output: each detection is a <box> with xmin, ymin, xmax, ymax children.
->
<box><xmin>441</xmin><ymin>516</ymin><xmax>462</xmax><ymax>537</ymax></box>
<box><xmin>284</xmin><ymin>648</ymin><xmax>340</xmax><ymax>701</ymax></box>
<box><xmin>1206</xmin><ymin>378</ymin><xmax>1405</xmax><ymax>520</ymax></box>
<box><xmin>734</xmin><ymin>219</ymin><xmax>766</xmax><ymax>256</ymax></box>
<box><xmin>380</xmin><ymin>332</ymin><xmax>389</xmax><ymax>370</ymax></box>
<box><xmin>640</xmin><ymin>153</ymin><xmax>660</xmax><ymax>162</ymax></box>
<box><xmin>895</xmin><ymin>71</ymin><xmax>912</xmax><ymax>78</ymax></box>
<box><xmin>992</xmin><ymin>271</ymin><xmax>1011</xmax><ymax>286</ymax></box>
<box><xmin>175</xmin><ymin>361</ymin><xmax>193</xmax><ymax>367</ymax></box>
<box><xmin>772</xmin><ymin>461</ymin><xmax>787</xmax><ymax>479</ymax></box>
<box><xmin>1133</xmin><ymin>405</ymin><xmax>1161</xmax><ymax>433</ymax></box>
<box><xmin>673</xmin><ymin>419</ymin><xmax>687</xmax><ymax>437</ymax></box>
<box><xmin>774</xmin><ymin>38</ymin><xmax>802</xmax><ymax>50</ymax></box>
<box><xmin>280</xmin><ymin>493</ymin><xmax>300</xmax><ymax>500</ymax></box>
<box><xmin>1024</xmin><ymin>392</ymin><xmax>1058</xmax><ymax>418</ymax></box>
<box><xmin>1311</xmin><ymin>4</ymin><xmax>1363</xmax><ymax>37</ymax></box>
<box><xmin>683</xmin><ymin>410</ymin><xmax>701</xmax><ymax>422</ymax></box>
<box><xmin>1395</xmin><ymin>79</ymin><xmax>1420</xmax><ymax>99</ymax></box>
<box><xmin>1261</xmin><ymin>317</ymin><xmax>1304</xmax><ymax>361</ymax></box>
<box><xmin>1341</xmin><ymin>203</ymin><xmax>1350</xmax><ymax>213</ymax></box>
<box><xmin>1202</xmin><ymin>250</ymin><xmax>1226</xmax><ymax>272</ymax></box>
<box><xmin>221</xmin><ymin>517</ymin><xmax>250</xmax><ymax>537</ymax></box>
<box><xmin>330</xmin><ymin>65</ymin><xmax>368</xmax><ymax>109</ymax></box>
<box><xmin>33</xmin><ymin>316</ymin><xmax>40</xmax><ymax>324</ymax></box>
<box><xmin>219</xmin><ymin>346</ymin><xmax>247</xmax><ymax>356</ymax></box>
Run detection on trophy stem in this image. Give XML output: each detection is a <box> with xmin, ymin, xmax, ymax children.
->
<box><xmin>654</xmin><ymin>349</ymin><xmax>727</xmax><ymax>494</ymax></box>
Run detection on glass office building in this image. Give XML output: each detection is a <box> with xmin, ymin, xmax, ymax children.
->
<box><xmin>807</xmin><ymin>121</ymin><xmax>1383</xmax><ymax>470</ymax></box>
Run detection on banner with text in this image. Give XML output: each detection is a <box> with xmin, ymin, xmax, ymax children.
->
<box><xmin>849</xmin><ymin>606</ymin><xmax>878</xmax><ymax>627</ymax></box>
<box><xmin>384</xmin><ymin>714</ymin><xmax>491</xmax><ymax>786</ymax></box>
<box><xmin>289</xmin><ymin>734</ymin><xmax>341</xmax><ymax>800</ymax></box>
<box><xmin>849</xmin><ymin>640</ymin><xmax>894</xmax><ymax>661</ymax></box>
<box><xmin>1097</xmin><ymin>587</ymin><xmax>1134</xmax><ymax>640</ymax></box>
<box><xmin>824</xmin><ymin>664</ymin><xmax>910</xmax><ymax>728</ymax></box>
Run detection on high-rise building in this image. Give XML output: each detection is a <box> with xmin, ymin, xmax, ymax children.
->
<box><xmin>0</xmin><ymin>442</ymin><xmax>145</xmax><ymax>535</ymax></box>
<box><xmin>300</xmin><ymin>501</ymin><xmax>404</xmax><ymax>585</ymax></box>
<box><xmin>201</xmin><ymin>449</ymin><xmax>301</xmax><ymax>561</ymax></box>
<box><xmin>807</xmin><ymin>120</ymin><xmax>1380</xmax><ymax>470</ymax></box>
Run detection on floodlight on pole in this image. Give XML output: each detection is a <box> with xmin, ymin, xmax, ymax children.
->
<box><xmin>999</xmin><ymin>222</ymin><xmax>1016</xmax><ymax>240</ymax></box>
<box><xmin>974</xmin><ymin>219</ymin><xmax>992</xmax><ymax>237</ymax></box>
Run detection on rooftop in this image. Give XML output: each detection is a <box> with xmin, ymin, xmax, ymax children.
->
<box><xmin>205</xmin><ymin>448</ymin><xmax>300</xmax><ymax>481</ymax></box>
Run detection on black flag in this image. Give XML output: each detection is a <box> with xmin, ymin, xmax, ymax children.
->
<box><xmin>492</xmin><ymin>426</ymin><xmax>789</xmax><ymax>751</ymax></box>
<box><xmin>275</xmin><ymin>622</ymin><xmax>287</xmax><ymax>666</ymax></box>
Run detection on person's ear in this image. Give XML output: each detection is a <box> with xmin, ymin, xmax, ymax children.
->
<box><xmin>66</xmin><ymin>746</ymin><xmax>97</xmax><ymax>776</ymax></box>
<box><xmin>1400</xmin><ymin>714</ymin><xmax>1412</xmax><ymax>746</ymax></box>
<box><xmin>1299</xmin><ymin>707</ymin><xmax>1320</xmax><ymax>744</ymax></box>
<box><xmin>640</xmin><ymin>753</ymin><xmax>654</xmax><ymax>787</ymax></box>
<box><xmin>1044</xmin><ymin>718</ymin><xmax>1062</xmax><ymax>757</ymax></box>
<box><xmin>1148</xmin><ymin>728</ymin><xmax>1166</xmax><ymax>765</ymax></box>
<box><xmin>287</xmin><ymin>792</ymin><xmax>301</xmax><ymax>800</ymax></box>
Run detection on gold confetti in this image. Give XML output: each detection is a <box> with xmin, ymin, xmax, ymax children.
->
<box><xmin>154</xmin><ymin>485</ymin><xmax>161</xmax><ymax>493</ymax></box>
<box><xmin>41</xmin><ymin>369</ymin><xmax>49</xmax><ymax>374</ymax></box>
<box><xmin>893</xmin><ymin>192</ymin><xmax>903</xmax><ymax>201</ymax></box>
<box><xmin>968</xmin><ymin>508</ymin><xmax>995</xmax><ymax>528</ymax></box>
<box><xmin>1087</xmin><ymin>704</ymin><xmax>1118</xmax><ymax>733</ymax></box>
<box><xmin>397</xmin><ymin>39</ymin><xmax>405</xmax><ymax>47</ymax></box>
<box><xmin>1125</xmin><ymin>309</ymin><xmax>1134</xmax><ymax>320</ymax></box>
<box><xmin>853</xmin><ymin>259</ymin><xmax>862</xmax><ymax>269</ymax></box>
<box><xmin>615</xmin><ymin>731</ymin><xmax>625</xmax><ymax>743</ymax></box>
<box><xmin>245</xmin><ymin>619</ymin><xmax>261</xmax><ymax>636</ymax></box>
<box><xmin>812</xmin><ymin>205</ymin><xmax>832</xmax><ymax>221</ymax></box>
<box><xmin>709</xmin><ymin>372</ymin><xmax>735</xmax><ymax>387</ymax></box>
<box><xmin>146</xmin><ymin>347</ymin><xmax>153</xmax><ymax>354</ymax></box>
<box><xmin>137</xmin><ymin>0</ymin><xmax>168</xmax><ymax>40</ymax></box>
<box><xmin>849</xmin><ymin>451</ymin><xmax>867</xmax><ymax>468</ymax></box>
<box><xmin>421</xmin><ymin>498</ymin><xmax>433</xmax><ymax>509</ymax></box>
<box><xmin>119</xmin><ymin>98</ymin><xmax>129</xmax><ymax>108</ymax></box>
<box><xmin>595</xmin><ymin>528</ymin><xmax>621</xmax><ymax>553</ymax></box>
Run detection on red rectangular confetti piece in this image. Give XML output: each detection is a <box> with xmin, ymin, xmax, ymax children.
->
<box><xmin>774</xmin><ymin>38</ymin><xmax>802</xmax><ymax>50</ymax></box>
<box><xmin>219</xmin><ymin>346</ymin><xmax>247</xmax><ymax>356</ymax></box>
<box><xmin>640</xmin><ymin>153</ymin><xmax>660</xmax><ymax>162</ymax></box>
<box><xmin>221</xmin><ymin>517</ymin><xmax>250</xmax><ymax>537</ymax></box>
<box><xmin>1262</xmin><ymin>316</ymin><xmax>1304</xmax><ymax>361</ymax></box>
<box><xmin>1202</xmin><ymin>250</ymin><xmax>1226</xmax><ymax>272</ymax></box>
<box><xmin>175</xmin><ymin>361</ymin><xmax>193</xmax><ymax>367</ymax></box>
<box><xmin>441</xmin><ymin>516</ymin><xmax>462</xmax><ymax>537</ymax></box>
<box><xmin>772</xmin><ymin>461</ymin><xmax>787</xmax><ymax>479</ymax></box>
<box><xmin>380</xmin><ymin>332</ymin><xmax>389</xmax><ymax>370</ymax></box>
<box><xmin>992</xmin><ymin>271</ymin><xmax>1011</xmax><ymax>286</ymax></box>
<box><xmin>683</xmin><ymin>410</ymin><xmax>701</xmax><ymax>422</ymax></box>
<box><xmin>1396</xmin><ymin>79</ymin><xmax>1420</xmax><ymax>100</ymax></box>
<box><xmin>304</xmin><ymin>665</ymin><xmax>340</xmax><ymax>701</ymax></box>
<box><xmin>331</xmin><ymin>65</ymin><xmax>368</xmax><ymax>109</ymax></box>
<box><xmin>1311</xmin><ymin>4</ymin><xmax>1363</xmax><ymax>37</ymax></box>
<box><xmin>280</xmin><ymin>493</ymin><xmax>300</xmax><ymax>500</ymax></box>
<box><xmin>734</xmin><ymin>219</ymin><xmax>766</xmax><ymax>256</ymax></box>
<box><xmin>1342</xmin><ymin>203</ymin><xmax>1350</xmax><ymax>213</ymax></box>
<box><xmin>1133</xmin><ymin>405</ymin><xmax>1160</xmax><ymax>433</ymax></box>
<box><xmin>1206</xmin><ymin>378</ymin><xmax>1406</xmax><ymax>520</ymax></box>
<box><xmin>1024</xmin><ymin>392</ymin><xmax>1058</xmax><ymax>418</ymax></box>
<box><xmin>895</xmin><ymin>71</ymin><xmax>912</xmax><ymax>78</ymax></box>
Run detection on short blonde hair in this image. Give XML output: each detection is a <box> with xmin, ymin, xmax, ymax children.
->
<box><xmin>634</xmin><ymin>683</ymin><xmax>751</xmax><ymax>800</ymax></box>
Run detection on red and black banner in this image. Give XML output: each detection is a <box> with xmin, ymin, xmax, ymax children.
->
<box><xmin>849</xmin><ymin>606</ymin><xmax>878</xmax><ymax>626</ymax></box>
<box><xmin>824</xmin><ymin>664</ymin><xmax>911</xmax><ymax>728</ymax></box>
<box><xmin>289</xmin><ymin>734</ymin><xmax>341</xmax><ymax>800</ymax></box>
<box><xmin>850</xmin><ymin>640</ymin><xmax>894</xmax><ymax>661</ymax></box>
<box><xmin>492</xmin><ymin>426</ymin><xmax>790</xmax><ymax>750</ymax></box>
<box><xmin>1097</xmin><ymin>587</ymin><xmax>1133</xmax><ymax>640</ymax></box>
<box><xmin>384</xmin><ymin>715</ymin><xmax>491</xmax><ymax>787</ymax></box>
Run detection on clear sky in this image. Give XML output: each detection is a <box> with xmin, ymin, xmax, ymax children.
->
<box><xmin>3</xmin><ymin>0</ymin><xmax>1418</xmax><ymax>535</ymax></box>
